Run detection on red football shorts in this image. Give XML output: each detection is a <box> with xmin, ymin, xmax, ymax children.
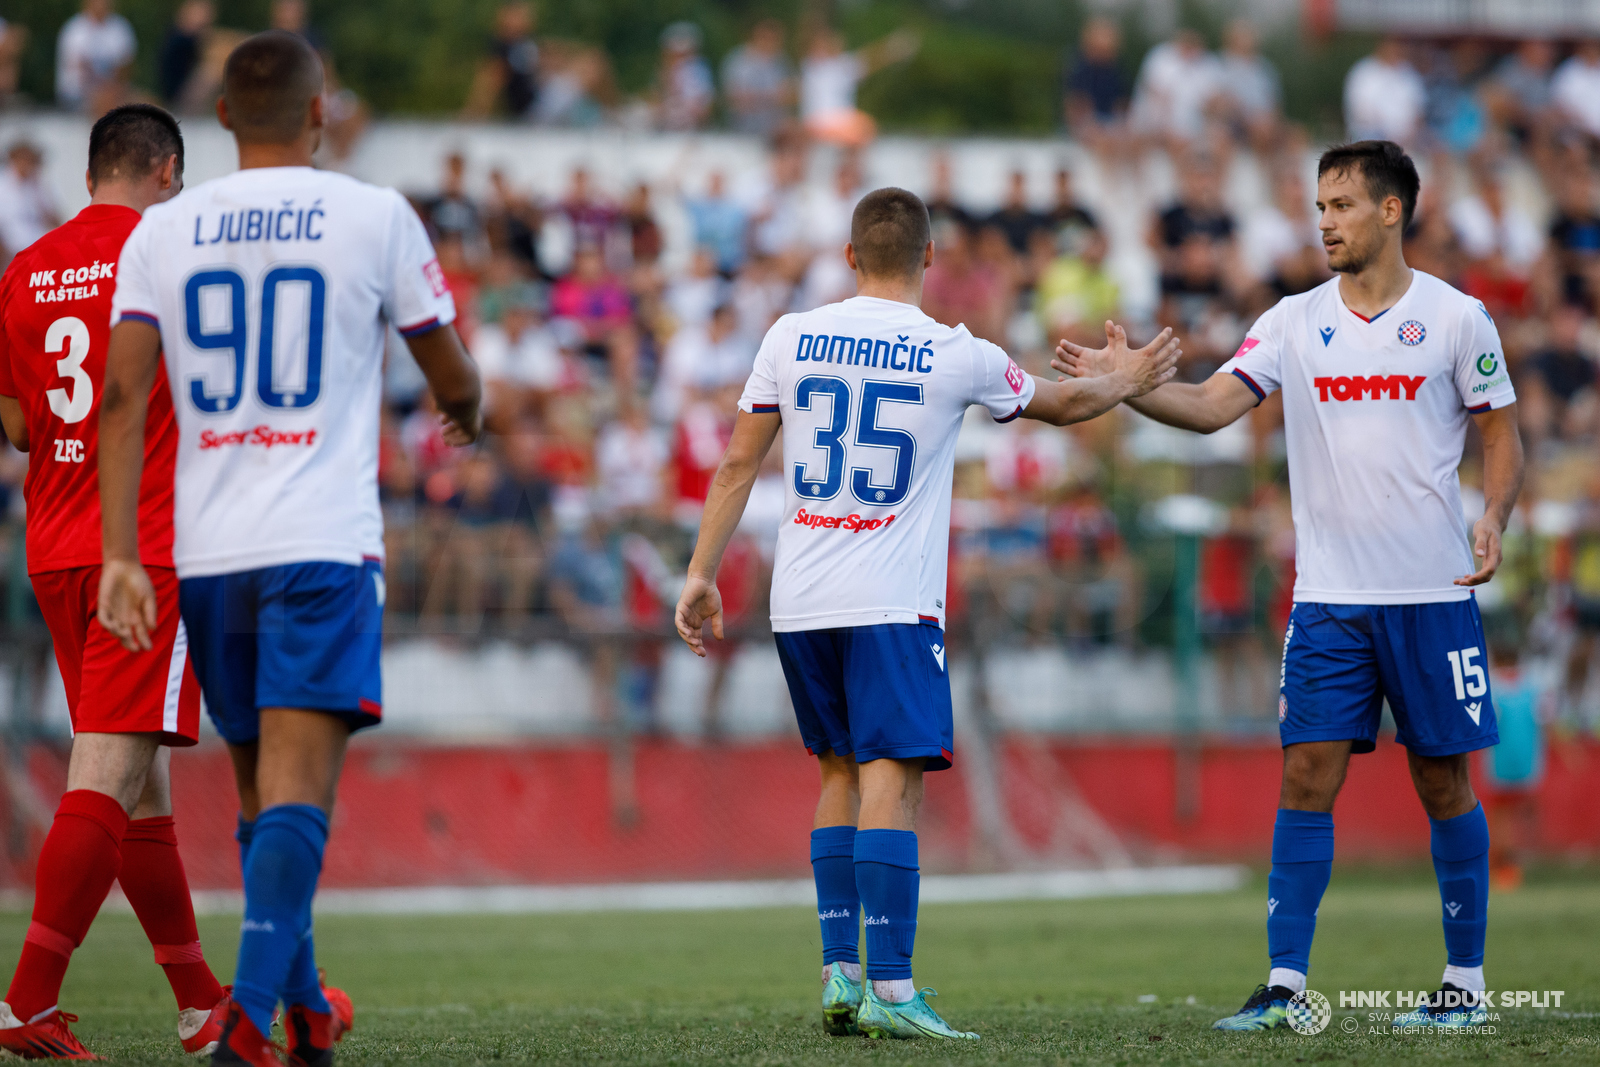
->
<box><xmin>30</xmin><ymin>565</ymin><xmax>202</xmax><ymax>746</ymax></box>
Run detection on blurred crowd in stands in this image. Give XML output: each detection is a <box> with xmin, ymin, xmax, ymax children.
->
<box><xmin>4</xmin><ymin>3</ymin><xmax>1600</xmax><ymax>737</ymax></box>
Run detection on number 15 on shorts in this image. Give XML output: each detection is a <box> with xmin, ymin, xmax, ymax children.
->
<box><xmin>1445</xmin><ymin>647</ymin><xmax>1487</xmax><ymax>700</ymax></box>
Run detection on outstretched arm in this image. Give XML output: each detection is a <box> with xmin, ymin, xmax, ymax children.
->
<box><xmin>1023</xmin><ymin>325</ymin><xmax>1181</xmax><ymax>426</ymax></box>
<box><xmin>1457</xmin><ymin>404</ymin><xmax>1524</xmax><ymax>587</ymax></box>
<box><xmin>1053</xmin><ymin>322</ymin><xmax>1257</xmax><ymax>434</ymax></box>
<box><xmin>97</xmin><ymin>319</ymin><xmax>163</xmax><ymax>651</ymax></box>
<box><xmin>674</xmin><ymin>410</ymin><xmax>782</xmax><ymax>656</ymax></box>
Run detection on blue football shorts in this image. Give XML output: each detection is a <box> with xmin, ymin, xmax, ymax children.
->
<box><xmin>774</xmin><ymin>621</ymin><xmax>953</xmax><ymax>770</ymax></box>
<box><xmin>179</xmin><ymin>559</ymin><xmax>385</xmax><ymax>745</ymax></box>
<box><xmin>1279</xmin><ymin>598</ymin><xmax>1499</xmax><ymax>757</ymax></box>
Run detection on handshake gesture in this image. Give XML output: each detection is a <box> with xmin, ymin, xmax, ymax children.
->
<box><xmin>1052</xmin><ymin>320</ymin><xmax>1180</xmax><ymax>397</ymax></box>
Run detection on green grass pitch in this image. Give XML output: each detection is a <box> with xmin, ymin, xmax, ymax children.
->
<box><xmin>21</xmin><ymin>867</ymin><xmax>1600</xmax><ymax>1064</ymax></box>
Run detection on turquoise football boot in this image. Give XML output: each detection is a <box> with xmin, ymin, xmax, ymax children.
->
<box><xmin>1392</xmin><ymin>985</ymin><xmax>1489</xmax><ymax>1030</ymax></box>
<box><xmin>856</xmin><ymin>984</ymin><xmax>979</xmax><ymax>1040</ymax></box>
<box><xmin>1212</xmin><ymin>984</ymin><xmax>1293</xmax><ymax>1030</ymax></box>
<box><xmin>821</xmin><ymin>964</ymin><xmax>863</xmax><ymax>1036</ymax></box>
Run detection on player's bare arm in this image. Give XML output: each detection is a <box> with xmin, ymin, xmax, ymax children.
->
<box><xmin>1024</xmin><ymin>323</ymin><xmax>1181</xmax><ymax>426</ymax></box>
<box><xmin>95</xmin><ymin>318</ymin><xmax>162</xmax><ymax>652</ymax></box>
<box><xmin>1053</xmin><ymin>320</ymin><xmax>1255</xmax><ymax>433</ymax></box>
<box><xmin>0</xmin><ymin>394</ymin><xmax>27</xmax><ymax>451</ymax></box>
<box><xmin>405</xmin><ymin>322</ymin><xmax>484</xmax><ymax>446</ymax></box>
<box><xmin>1457</xmin><ymin>404</ymin><xmax>1524</xmax><ymax>588</ymax></box>
<box><xmin>674</xmin><ymin>409</ymin><xmax>782</xmax><ymax>657</ymax></box>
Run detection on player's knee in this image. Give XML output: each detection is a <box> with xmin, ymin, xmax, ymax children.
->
<box><xmin>1280</xmin><ymin>746</ymin><xmax>1345</xmax><ymax>809</ymax></box>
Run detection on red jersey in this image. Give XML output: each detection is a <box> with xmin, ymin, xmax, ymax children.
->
<box><xmin>0</xmin><ymin>204</ymin><xmax>178</xmax><ymax>574</ymax></box>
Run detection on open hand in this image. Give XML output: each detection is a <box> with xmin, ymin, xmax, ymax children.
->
<box><xmin>97</xmin><ymin>559</ymin><xmax>157</xmax><ymax>652</ymax></box>
<box><xmin>674</xmin><ymin>573</ymin><xmax>724</xmax><ymax>657</ymax></box>
<box><xmin>1455</xmin><ymin>516</ymin><xmax>1503</xmax><ymax>587</ymax></box>
<box><xmin>1054</xmin><ymin>321</ymin><xmax>1181</xmax><ymax>396</ymax></box>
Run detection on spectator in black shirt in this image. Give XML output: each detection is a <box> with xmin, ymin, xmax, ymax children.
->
<box><xmin>924</xmin><ymin>148</ymin><xmax>973</xmax><ymax>236</ymax></box>
<box><xmin>1048</xmin><ymin>166</ymin><xmax>1099</xmax><ymax>254</ymax></box>
<box><xmin>158</xmin><ymin>0</ymin><xmax>211</xmax><ymax>105</ymax></box>
<box><xmin>988</xmin><ymin>169</ymin><xmax>1049</xmax><ymax>255</ymax></box>
<box><xmin>1524</xmin><ymin>301</ymin><xmax>1598</xmax><ymax>446</ymax></box>
<box><xmin>463</xmin><ymin>1</ymin><xmax>540</xmax><ymax>120</ymax></box>
<box><xmin>1152</xmin><ymin>158</ymin><xmax>1237</xmax><ymax>274</ymax></box>
<box><xmin>1062</xmin><ymin>17</ymin><xmax>1127</xmax><ymax>155</ymax></box>
<box><xmin>1545</xmin><ymin>169</ymin><xmax>1600</xmax><ymax>310</ymax></box>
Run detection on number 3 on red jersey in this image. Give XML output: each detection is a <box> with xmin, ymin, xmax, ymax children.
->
<box><xmin>44</xmin><ymin>316</ymin><xmax>93</xmax><ymax>423</ymax></box>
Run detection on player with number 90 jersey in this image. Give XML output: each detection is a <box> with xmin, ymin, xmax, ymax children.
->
<box><xmin>740</xmin><ymin>295</ymin><xmax>1036</xmax><ymax>633</ymax></box>
<box><xmin>109</xmin><ymin>167</ymin><xmax>455</xmax><ymax>578</ymax></box>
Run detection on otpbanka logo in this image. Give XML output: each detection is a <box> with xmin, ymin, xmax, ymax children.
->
<box><xmin>1287</xmin><ymin>989</ymin><xmax>1332</xmax><ymax>1035</ymax></box>
<box><xmin>1476</xmin><ymin>352</ymin><xmax>1500</xmax><ymax>376</ymax></box>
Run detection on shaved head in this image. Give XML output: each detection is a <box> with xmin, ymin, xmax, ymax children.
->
<box><xmin>222</xmin><ymin>30</ymin><xmax>323</xmax><ymax>144</ymax></box>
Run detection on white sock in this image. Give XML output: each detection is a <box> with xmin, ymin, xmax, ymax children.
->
<box><xmin>1268</xmin><ymin>968</ymin><xmax>1307</xmax><ymax>994</ymax></box>
<box><xmin>1443</xmin><ymin>964</ymin><xmax>1485</xmax><ymax>992</ymax></box>
<box><xmin>822</xmin><ymin>962</ymin><xmax>862</xmax><ymax>983</ymax></box>
<box><xmin>873</xmin><ymin>979</ymin><xmax>915</xmax><ymax>1003</ymax></box>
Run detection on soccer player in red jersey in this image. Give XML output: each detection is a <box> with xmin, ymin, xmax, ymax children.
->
<box><xmin>0</xmin><ymin>105</ymin><xmax>232</xmax><ymax>1059</ymax></box>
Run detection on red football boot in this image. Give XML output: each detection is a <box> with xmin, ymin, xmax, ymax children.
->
<box><xmin>180</xmin><ymin>987</ymin><xmax>234</xmax><ymax>1055</ymax></box>
<box><xmin>0</xmin><ymin>1003</ymin><xmax>98</xmax><ymax>1060</ymax></box>
<box><xmin>286</xmin><ymin>975</ymin><xmax>352</xmax><ymax>1067</ymax></box>
<box><xmin>209</xmin><ymin>1000</ymin><xmax>284</xmax><ymax>1067</ymax></box>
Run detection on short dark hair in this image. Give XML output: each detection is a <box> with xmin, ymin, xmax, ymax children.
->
<box><xmin>850</xmin><ymin>187</ymin><xmax>931</xmax><ymax>278</ymax></box>
<box><xmin>1317</xmin><ymin>140</ymin><xmax>1420</xmax><ymax>229</ymax></box>
<box><xmin>222</xmin><ymin>30</ymin><xmax>324</xmax><ymax>144</ymax></box>
<box><xmin>88</xmin><ymin>104</ymin><xmax>184</xmax><ymax>184</ymax></box>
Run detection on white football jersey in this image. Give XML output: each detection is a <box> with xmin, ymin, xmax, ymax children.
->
<box><xmin>111</xmin><ymin>167</ymin><xmax>455</xmax><ymax>577</ymax></box>
<box><xmin>740</xmin><ymin>295</ymin><xmax>1037</xmax><ymax>631</ymax></box>
<box><xmin>1219</xmin><ymin>271</ymin><xmax>1516</xmax><ymax>605</ymax></box>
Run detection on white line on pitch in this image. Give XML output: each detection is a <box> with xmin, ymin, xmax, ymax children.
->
<box><xmin>155</xmin><ymin>864</ymin><xmax>1247</xmax><ymax>916</ymax></box>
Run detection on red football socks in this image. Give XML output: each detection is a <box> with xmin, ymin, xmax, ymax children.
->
<box><xmin>6</xmin><ymin>790</ymin><xmax>127</xmax><ymax>1022</ymax></box>
<box><xmin>120</xmin><ymin>816</ymin><xmax>225</xmax><ymax>1011</ymax></box>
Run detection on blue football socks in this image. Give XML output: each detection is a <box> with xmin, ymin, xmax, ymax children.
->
<box><xmin>811</xmin><ymin>826</ymin><xmax>860</xmax><ymax>966</ymax></box>
<box><xmin>1266</xmin><ymin>809</ymin><xmax>1334</xmax><ymax>977</ymax></box>
<box><xmin>854</xmin><ymin>829</ymin><xmax>918</xmax><ymax>981</ymax></box>
<box><xmin>233</xmin><ymin>804</ymin><xmax>328</xmax><ymax>1036</ymax></box>
<box><xmin>236</xmin><ymin>813</ymin><xmax>254</xmax><ymax>873</ymax></box>
<box><xmin>1430</xmin><ymin>804</ymin><xmax>1490</xmax><ymax>968</ymax></box>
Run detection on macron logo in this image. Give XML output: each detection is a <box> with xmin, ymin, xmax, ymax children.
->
<box><xmin>1465</xmin><ymin>702</ymin><xmax>1482</xmax><ymax>725</ymax></box>
<box><xmin>1319</xmin><ymin>326</ymin><xmax>1336</xmax><ymax>346</ymax></box>
<box><xmin>930</xmin><ymin>644</ymin><xmax>945</xmax><ymax>671</ymax></box>
<box><xmin>1446</xmin><ymin>902</ymin><xmax>1461</xmax><ymax>918</ymax></box>
<box><xmin>1267</xmin><ymin>897</ymin><xmax>1279</xmax><ymax>916</ymax></box>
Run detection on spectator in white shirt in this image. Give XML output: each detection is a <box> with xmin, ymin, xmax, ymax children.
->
<box><xmin>1343</xmin><ymin>38</ymin><xmax>1426</xmax><ymax>145</ymax></box>
<box><xmin>656</xmin><ymin>22</ymin><xmax>713</xmax><ymax>131</ymax></box>
<box><xmin>1552</xmin><ymin>41</ymin><xmax>1600</xmax><ymax>141</ymax></box>
<box><xmin>0</xmin><ymin>142</ymin><xmax>61</xmax><ymax>264</ymax></box>
<box><xmin>595</xmin><ymin>397</ymin><xmax>670</xmax><ymax>518</ymax></box>
<box><xmin>652</xmin><ymin>302</ymin><xmax>752</xmax><ymax>424</ymax></box>
<box><xmin>1241</xmin><ymin>167</ymin><xmax>1328</xmax><ymax>296</ymax></box>
<box><xmin>1449</xmin><ymin>161</ymin><xmax>1545</xmax><ymax>276</ymax></box>
<box><xmin>56</xmin><ymin>0</ymin><xmax>137</xmax><ymax>113</ymax></box>
<box><xmin>1130</xmin><ymin>29</ymin><xmax>1223</xmax><ymax>148</ymax></box>
<box><xmin>1216</xmin><ymin>20</ymin><xmax>1281</xmax><ymax>151</ymax></box>
<box><xmin>800</xmin><ymin>26</ymin><xmax>918</xmax><ymax>148</ymax></box>
<box><xmin>471</xmin><ymin>285</ymin><xmax>566</xmax><ymax>428</ymax></box>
